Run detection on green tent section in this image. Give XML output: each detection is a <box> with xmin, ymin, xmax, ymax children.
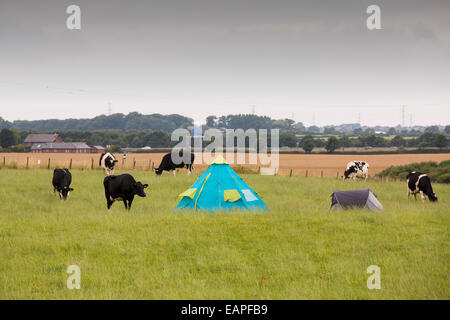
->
<box><xmin>175</xmin><ymin>156</ymin><xmax>268</xmax><ymax>212</ymax></box>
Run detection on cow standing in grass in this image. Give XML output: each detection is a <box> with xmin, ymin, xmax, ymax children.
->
<box><xmin>155</xmin><ymin>150</ymin><xmax>195</xmax><ymax>176</ymax></box>
<box><xmin>103</xmin><ymin>174</ymin><xmax>148</xmax><ymax>211</ymax></box>
<box><xmin>52</xmin><ymin>168</ymin><xmax>74</xmax><ymax>200</ymax></box>
<box><xmin>407</xmin><ymin>171</ymin><xmax>438</xmax><ymax>202</ymax></box>
<box><xmin>99</xmin><ymin>152</ymin><xmax>118</xmax><ymax>175</ymax></box>
<box><xmin>343</xmin><ymin>161</ymin><xmax>370</xmax><ymax>181</ymax></box>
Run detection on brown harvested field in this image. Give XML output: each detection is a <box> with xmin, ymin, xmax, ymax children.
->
<box><xmin>1</xmin><ymin>153</ymin><xmax>449</xmax><ymax>177</ymax></box>
<box><xmin>273</xmin><ymin>153</ymin><xmax>450</xmax><ymax>177</ymax></box>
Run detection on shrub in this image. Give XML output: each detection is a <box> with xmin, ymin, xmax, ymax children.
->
<box><xmin>377</xmin><ymin>161</ymin><xmax>450</xmax><ymax>184</ymax></box>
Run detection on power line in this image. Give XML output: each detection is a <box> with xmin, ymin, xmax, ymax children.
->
<box><xmin>402</xmin><ymin>105</ymin><xmax>405</xmax><ymax>127</ymax></box>
<box><xmin>1</xmin><ymin>81</ymin><xmax>449</xmax><ymax>110</ymax></box>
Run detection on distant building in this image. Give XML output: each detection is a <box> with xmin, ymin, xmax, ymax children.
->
<box><xmin>91</xmin><ymin>145</ymin><xmax>106</xmax><ymax>153</ymax></box>
<box><xmin>24</xmin><ymin>133</ymin><xmax>62</xmax><ymax>147</ymax></box>
<box><xmin>30</xmin><ymin>142</ymin><xmax>91</xmax><ymax>153</ymax></box>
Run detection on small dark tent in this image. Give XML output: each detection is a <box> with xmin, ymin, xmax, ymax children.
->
<box><xmin>329</xmin><ymin>188</ymin><xmax>383</xmax><ymax>212</ymax></box>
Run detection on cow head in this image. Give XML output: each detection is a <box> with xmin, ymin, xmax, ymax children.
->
<box><xmin>343</xmin><ymin>167</ymin><xmax>355</xmax><ymax>180</ymax></box>
<box><xmin>154</xmin><ymin>168</ymin><xmax>163</xmax><ymax>175</ymax></box>
<box><xmin>134</xmin><ymin>182</ymin><xmax>149</xmax><ymax>197</ymax></box>
<box><xmin>58</xmin><ymin>186</ymin><xmax>74</xmax><ymax>200</ymax></box>
<box><xmin>429</xmin><ymin>193</ymin><xmax>438</xmax><ymax>202</ymax></box>
<box><xmin>106</xmin><ymin>157</ymin><xmax>118</xmax><ymax>169</ymax></box>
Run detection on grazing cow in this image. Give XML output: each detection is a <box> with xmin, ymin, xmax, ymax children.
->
<box><xmin>155</xmin><ymin>150</ymin><xmax>195</xmax><ymax>175</ymax></box>
<box><xmin>406</xmin><ymin>171</ymin><xmax>438</xmax><ymax>202</ymax></box>
<box><xmin>52</xmin><ymin>168</ymin><xmax>73</xmax><ymax>200</ymax></box>
<box><xmin>103</xmin><ymin>174</ymin><xmax>148</xmax><ymax>211</ymax></box>
<box><xmin>343</xmin><ymin>161</ymin><xmax>370</xmax><ymax>181</ymax></box>
<box><xmin>99</xmin><ymin>152</ymin><xmax>118</xmax><ymax>175</ymax></box>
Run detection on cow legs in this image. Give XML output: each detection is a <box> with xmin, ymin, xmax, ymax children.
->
<box><xmin>407</xmin><ymin>189</ymin><xmax>411</xmax><ymax>200</ymax></box>
<box><xmin>105</xmin><ymin>191</ymin><xmax>114</xmax><ymax>211</ymax></box>
<box><xmin>107</xmin><ymin>200</ymin><xmax>114</xmax><ymax>211</ymax></box>
<box><xmin>420</xmin><ymin>191</ymin><xmax>426</xmax><ymax>203</ymax></box>
<box><xmin>413</xmin><ymin>193</ymin><xmax>417</xmax><ymax>201</ymax></box>
<box><xmin>121</xmin><ymin>197</ymin><xmax>134</xmax><ymax>211</ymax></box>
<box><xmin>128</xmin><ymin>196</ymin><xmax>134</xmax><ymax>210</ymax></box>
<box><xmin>172</xmin><ymin>170</ymin><xmax>176</xmax><ymax>176</ymax></box>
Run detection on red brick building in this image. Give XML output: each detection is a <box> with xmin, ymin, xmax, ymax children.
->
<box><xmin>24</xmin><ymin>134</ymin><xmax>62</xmax><ymax>147</ymax></box>
<box><xmin>91</xmin><ymin>145</ymin><xmax>106</xmax><ymax>153</ymax></box>
<box><xmin>30</xmin><ymin>142</ymin><xmax>91</xmax><ymax>153</ymax></box>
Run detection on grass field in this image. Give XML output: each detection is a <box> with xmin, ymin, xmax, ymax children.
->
<box><xmin>0</xmin><ymin>169</ymin><xmax>448</xmax><ymax>299</ymax></box>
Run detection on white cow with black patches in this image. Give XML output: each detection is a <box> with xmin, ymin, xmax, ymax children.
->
<box><xmin>99</xmin><ymin>152</ymin><xmax>118</xmax><ymax>175</ymax></box>
<box><xmin>52</xmin><ymin>168</ymin><xmax>74</xmax><ymax>200</ymax></box>
<box><xmin>343</xmin><ymin>161</ymin><xmax>370</xmax><ymax>181</ymax></box>
<box><xmin>406</xmin><ymin>171</ymin><xmax>438</xmax><ymax>203</ymax></box>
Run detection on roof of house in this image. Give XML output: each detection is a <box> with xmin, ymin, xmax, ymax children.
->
<box><xmin>31</xmin><ymin>142</ymin><xmax>91</xmax><ymax>150</ymax></box>
<box><xmin>24</xmin><ymin>134</ymin><xmax>59</xmax><ymax>143</ymax></box>
<box><xmin>92</xmin><ymin>145</ymin><xmax>105</xmax><ymax>149</ymax></box>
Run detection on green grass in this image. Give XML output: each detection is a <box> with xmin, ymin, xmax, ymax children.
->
<box><xmin>0</xmin><ymin>169</ymin><xmax>448</xmax><ymax>299</ymax></box>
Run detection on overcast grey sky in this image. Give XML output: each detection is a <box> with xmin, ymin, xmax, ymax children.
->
<box><xmin>0</xmin><ymin>0</ymin><xmax>449</xmax><ymax>126</ymax></box>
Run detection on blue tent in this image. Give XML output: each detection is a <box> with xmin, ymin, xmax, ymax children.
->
<box><xmin>175</xmin><ymin>156</ymin><xmax>268</xmax><ymax>212</ymax></box>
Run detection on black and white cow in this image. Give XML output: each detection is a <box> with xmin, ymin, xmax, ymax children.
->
<box><xmin>99</xmin><ymin>152</ymin><xmax>118</xmax><ymax>175</ymax></box>
<box><xmin>406</xmin><ymin>171</ymin><xmax>438</xmax><ymax>202</ymax></box>
<box><xmin>155</xmin><ymin>150</ymin><xmax>195</xmax><ymax>175</ymax></box>
<box><xmin>103</xmin><ymin>174</ymin><xmax>148</xmax><ymax>211</ymax></box>
<box><xmin>52</xmin><ymin>168</ymin><xmax>73</xmax><ymax>200</ymax></box>
<box><xmin>343</xmin><ymin>161</ymin><xmax>370</xmax><ymax>181</ymax></box>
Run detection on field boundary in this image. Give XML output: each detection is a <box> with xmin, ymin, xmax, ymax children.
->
<box><xmin>1</xmin><ymin>153</ymin><xmax>449</xmax><ymax>179</ymax></box>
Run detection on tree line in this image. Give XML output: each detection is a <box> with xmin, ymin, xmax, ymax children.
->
<box><xmin>0</xmin><ymin>112</ymin><xmax>193</xmax><ymax>132</ymax></box>
<box><xmin>0</xmin><ymin>112</ymin><xmax>448</xmax><ymax>152</ymax></box>
<box><xmin>0</xmin><ymin>127</ymin><xmax>448</xmax><ymax>153</ymax></box>
<box><xmin>290</xmin><ymin>132</ymin><xmax>449</xmax><ymax>153</ymax></box>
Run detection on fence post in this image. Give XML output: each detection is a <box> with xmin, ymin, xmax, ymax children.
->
<box><xmin>336</xmin><ymin>171</ymin><xmax>339</xmax><ymax>179</ymax></box>
<box><xmin>69</xmin><ymin>158</ymin><xmax>72</xmax><ymax>170</ymax></box>
<box><xmin>26</xmin><ymin>157</ymin><xmax>29</xmax><ymax>169</ymax></box>
<box><xmin>133</xmin><ymin>158</ymin><xmax>136</xmax><ymax>170</ymax></box>
<box><xmin>289</xmin><ymin>168</ymin><xmax>293</xmax><ymax>177</ymax></box>
<box><xmin>305</xmin><ymin>169</ymin><xmax>308</xmax><ymax>177</ymax></box>
<box><xmin>151</xmin><ymin>161</ymin><xmax>154</xmax><ymax>170</ymax></box>
<box><xmin>321</xmin><ymin>170</ymin><xmax>323</xmax><ymax>178</ymax></box>
<box><xmin>47</xmin><ymin>158</ymin><xmax>51</xmax><ymax>170</ymax></box>
<box><xmin>91</xmin><ymin>158</ymin><xmax>94</xmax><ymax>170</ymax></box>
<box><xmin>3</xmin><ymin>156</ymin><xmax>5</xmax><ymax>167</ymax></box>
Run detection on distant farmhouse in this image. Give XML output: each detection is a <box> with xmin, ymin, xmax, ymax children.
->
<box><xmin>24</xmin><ymin>133</ymin><xmax>105</xmax><ymax>153</ymax></box>
<box><xmin>30</xmin><ymin>142</ymin><xmax>92</xmax><ymax>153</ymax></box>
<box><xmin>24</xmin><ymin>133</ymin><xmax>62</xmax><ymax>147</ymax></box>
<box><xmin>91</xmin><ymin>145</ymin><xmax>106</xmax><ymax>153</ymax></box>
